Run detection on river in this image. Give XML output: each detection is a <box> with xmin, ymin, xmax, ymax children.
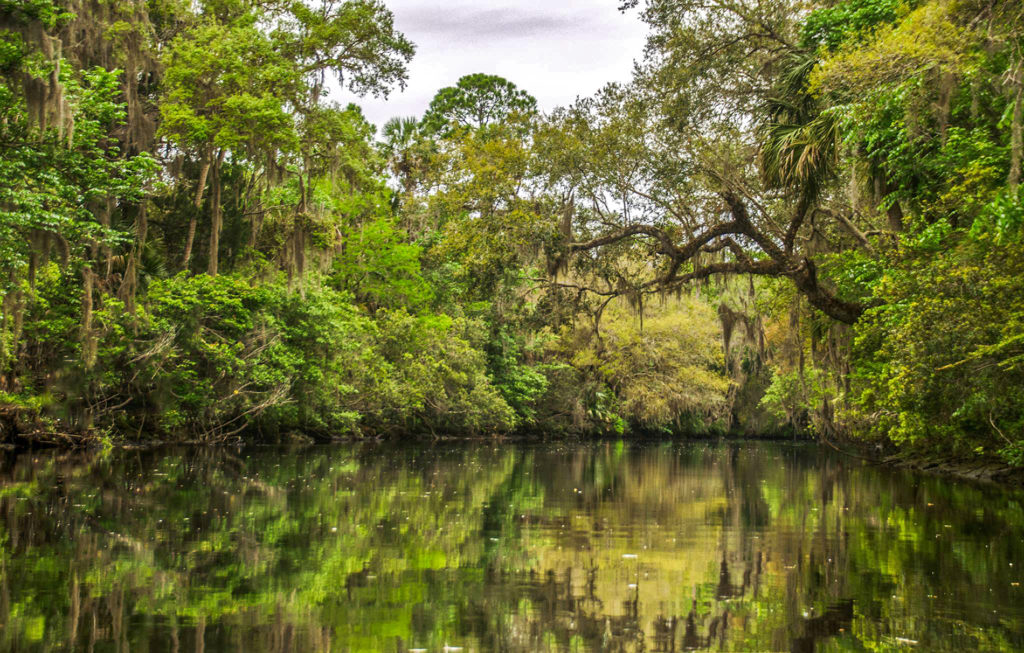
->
<box><xmin>0</xmin><ymin>441</ymin><xmax>1021</xmax><ymax>651</ymax></box>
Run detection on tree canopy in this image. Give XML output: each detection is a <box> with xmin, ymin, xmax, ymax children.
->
<box><xmin>0</xmin><ymin>0</ymin><xmax>1022</xmax><ymax>465</ymax></box>
<box><xmin>421</xmin><ymin>73</ymin><xmax>537</xmax><ymax>134</ymax></box>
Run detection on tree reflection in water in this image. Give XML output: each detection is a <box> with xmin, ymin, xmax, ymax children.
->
<box><xmin>0</xmin><ymin>442</ymin><xmax>1022</xmax><ymax>652</ymax></box>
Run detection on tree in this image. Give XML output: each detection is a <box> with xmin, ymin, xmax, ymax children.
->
<box><xmin>0</xmin><ymin>16</ymin><xmax>156</xmax><ymax>375</ymax></box>
<box><xmin>275</xmin><ymin>0</ymin><xmax>415</xmax><ymax>103</ymax></box>
<box><xmin>541</xmin><ymin>87</ymin><xmax>866</xmax><ymax>324</ymax></box>
<box><xmin>527</xmin><ymin>0</ymin><xmax>875</xmax><ymax>324</ymax></box>
<box><xmin>159</xmin><ymin>0</ymin><xmax>414</xmax><ymax>275</ymax></box>
<box><xmin>380</xmin><ymin>116</ymin><xmax>427</xmax><ymax>196</ymax></box>
<box><xmin>421</xmin><ymin>73</ymin><xmax>537</xmax><ymax>135</ymax></box>
<box><xmin>159</xmin><ymin>14</ymin><xmax>298</xmax><ymax>273</ymax></box>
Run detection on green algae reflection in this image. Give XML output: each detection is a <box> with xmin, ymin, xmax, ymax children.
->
<box><xmin>1</xmin><ymin>442</ymin><xmax>1022</xmax><ymax>652</ymax></box>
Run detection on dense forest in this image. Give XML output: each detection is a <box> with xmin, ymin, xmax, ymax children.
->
<box><xmin>0</xmin><ymin>0</ymin><xmax>1021</xmax><ymax>465</ymax></box>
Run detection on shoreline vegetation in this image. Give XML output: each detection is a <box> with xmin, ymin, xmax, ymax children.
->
<box><xmin>4</xmin><ymin>428</ymin><xmax>1023</xmax><ymax>492</ymax></box>
<box><xmin>2</xmin><ymin>406</ymin><xmax>1022</xmax><ymax>486</ymax></box>
<box><xmin>1</xmin><ymin>0</ymin><xmax>1022</xmax><ymax>471</ymax></box>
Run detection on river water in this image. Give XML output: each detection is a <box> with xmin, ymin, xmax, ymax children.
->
<box><xmin>0</xmin><ymin>442</ymin><xmax>1022</xmax><ymax>652</ymax></box>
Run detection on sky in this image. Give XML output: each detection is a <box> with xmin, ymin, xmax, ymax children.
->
<box><xmin>348</xmin><ymin>0</ymin><xmax>650</xmax><ymax>128</ymax></box>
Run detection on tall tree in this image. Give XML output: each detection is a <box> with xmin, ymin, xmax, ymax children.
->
<box><xmin>421</xmin><ymin>73</ymin><xmax>537</xmax><ymax>135</ymax></box>
<box><xmin>159</xmin><ymin>0</ymin><xmax>413</xmax><ymax>275</ymax></box>
<box><xmin>536</xmin><ymin>0</ymin><xmax>868</xmax><ymax>323</ymax></box>
<box><xmin>0</xmin><ymin>6</ymin><xmax>156</xmax><ymax>375</ymax></box>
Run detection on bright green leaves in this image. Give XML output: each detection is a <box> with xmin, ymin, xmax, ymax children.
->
<box><xmin>790</xmin><ymin>0</ymin><xmax>1024</xmax><ymax>459</ymax></box>
<box><xmin>822</xmin><ymin>249</ymin><xmax>885</xmax><ymax>301</ymax></box>
<box><xmin>331</xmin><ymin>217</ymin><xmax>432</xmax><ymax>311</ymax></box>
<box><xmin>368</xmin><ymin>310</ymin><xmax>518</xmax><ymax>434</ymax></box>
<box><xmin>155</xmin><ymin>0</ymin><xmax>414</xmax><ymax>277</ymax></box>
<box><xmin>0</xmin><ymin>59</ymin><xmax>155</xmax><ymax>289</ymax></box>
<box><xmin>159</xmin><ymin>19</ymin><xmax>296</xmax><ymax>153</ymax></box>
<box><xmin>87</xmin><ymin>274</ymin><xmax>372</xmax><ymax>437</ymax></box>
<box><xmin>801</xmin><ymin>0</ymin><xmax>909</xmax><ymax>50</ymax></box>
<box><xmin>160</xmin><ymin>0</ymin><xmax>415</xmax><ymax>153</ymax></box>
<box><xmin>0</xmin><ymin>0</ymin><xmax>73</xmax><ymax>29</ymax></box>
<box><xmin>970</xmin><ymin>185</ymin><xmax>1024</xmax><ymax>245</ymax></box>
<box><xmin>486</xmin><ymin>329</ymin><xmax>550</xmax><ymax>425</ymax></box>
<box><xmin>2</xmin><ymin>0</ymin><xmax>554</xmax><ymax>440</ymax></box>
<box><xmin>849</xmin><ymin>242</ymin><xmax>1024</xmax><ymax>460</ymax></box>
<box><xmin>3</xmin><ymin>0</ymin><xmax>1019</xmax><ymax>452</ymax></box>
<box><xmin>0</xmin><ymin>30</ymin><xmax>25</xmax><ymax>70</ymax></box>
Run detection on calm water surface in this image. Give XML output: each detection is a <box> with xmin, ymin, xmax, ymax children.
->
<box><xmin>1</xmin><ymin>442</ymin><xmax>1022</xmax><ymax>652</ymax></box>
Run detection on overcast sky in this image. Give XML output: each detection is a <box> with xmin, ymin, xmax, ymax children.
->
<box><xmin>347</xmin><ymin>0</ymin><xmax>650</xmax><ymax>128</ymax></box>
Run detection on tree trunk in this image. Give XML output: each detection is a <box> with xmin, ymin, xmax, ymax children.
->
<box><xmin>100</xmin><ymin>198</ymin><xmax>114</xmax><ymax>278</ymax></box>
<box><xmin>727</xmin><ymin>194</ymin><xmax>866</xmax><ymax>324</ymax></box>
<box><xmin>27</xmin><ymin>251</ymin><xmax>38</xmax><ymax>290</ymax></box>
<box><xmin>137</xmin><ymin>202</ymin><xmax>148</xmax><ymax>252</ymax></box>
<box><xmin>784</xmin><ymin>192</ymin><xmax>813</xmax><ymax>253</ymax></box>
<box><xmin>789</xmin><ymin>258</ymin><xmax>864</xmax><ymax>325</ymax></box>
<box><xmin>1010</xmin><ymin>76</ymin><xmax>1022</xmax><ymax>189</ymax></box>
<box><xmin>119</xmin><ymin>203</ymin><xmax>148</xmax><ymax>312</ymax></box>
<box><xmin>875</xmin><ymin>174</ymin><xmax>904</xmax><ymax>232</ymax></box>
<box><xmin>832</xmin><ymin>210</ymin><xmax>874</xmax><ymax>252</ymax></box>
<box><xmin>10</xmin><ymin>291</ymin><xmax>24</xmax><ymax>378</ymax></box>
<box><xmin>81</xmin><ymin>266</ymin><xmax>95</xmax><ymax>370</ymax></box>
<box><xmin>195</xmin><ymin>615</ymin><xmax>205</xmax><ymax>653</ymax></box>
<box><xmin>182</xmin><ymin>151</ymin><xmax>213</xmax><ymax>271</ymax></box>
<box><xmin>207</xmin><ymin>151</ymin><xmax>225</xmax><ymax>276</ymax></box>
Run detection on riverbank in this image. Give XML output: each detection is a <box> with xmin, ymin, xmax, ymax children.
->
<box><xmin>5</xmin><ymin>405</ymin><xmax>1022</xmax><ymax>487</ymax></box>
<box><xmin>880</xmin><ymin>452</ymin><xmax>1024</xmax><ymax>486</ymax></box>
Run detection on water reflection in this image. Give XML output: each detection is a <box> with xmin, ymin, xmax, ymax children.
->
<box><xmin>0</xmin><ymin>442</ymin><xmax>1022</xmax><ymax>652</ymax></box>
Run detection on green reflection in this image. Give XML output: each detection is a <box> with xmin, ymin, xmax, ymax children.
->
<box><xmin>0</xmin><ymin>443</ymin><xmax>1022</xmax><ymax>652</ymax></box>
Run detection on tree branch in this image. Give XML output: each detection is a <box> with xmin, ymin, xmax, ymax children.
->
<box><xmin>562</xmin><ymin>193</ymin><xmax>866</xmax><ymax>324</ymax></box>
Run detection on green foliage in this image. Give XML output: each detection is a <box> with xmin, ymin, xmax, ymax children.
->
<box><xmin>421</xmin><ymin>73</ymin><xmax>537</xmax><ymax>135</ymax></box>
<box><xmin>0</xmin><ymin>61</ymin><xmax>155</xmax><ymax>289</ymax></box>
<box><xmin>92</xmin><ymin>274</ymin><xmax>300</xmax><ymax>437</ymax></box>
<box><xmin>795</xmin><ymin>0</ymin><xmax>1024</xmax><ymax>462</ymax></box>
<box><xmin>558</xmin><ymin>298</ymin><xmax>731</xmax><ymax>434</ymax></box>
<box><xmin>331</xmin><ymin>217</ymin><xmax>432</xmax><ymax>311</ymax></box>
<box><xmin>848</xmin><ymin>240</ymin><xmax>1024</xmax><ymax>461</ymax></box>
<box><xmin>0</xmin><ymin>0</ymin><xmax>751</xmax><ymax>444</ymax></box>
<box><xmin>277</xmin><ymin>0</ymin><xmax>415</xmax><ymax>99</ymax></box>
<box><xmin>0</xmin><ymin>0</ymin><xmax>73</xmax><ymax>28</ymax></box>
<box><xmin>801</xmin><ymin>0</ymin><xmax>908</xmax><ymax>50</ymax></box>
<box><xmin>368</xmin><ymin>310</ymin><xmax>517</xmax><ymax>435</ymax></box>
<box><xmin>486</xmin><ymin>329</ymin><xmax>550</xmax><ymax>424</ymax></box>
<box><xmin>158</xmin><ymin>18</ymin><xmax>296</xmax><ymax>152</ymax></box>
<box><xmin>2</xmin><ymin>0</ymin><xmax>1021</xmax><ymax>462</ymax></box>
<box><xmin>759</xmin><ymin>368</ymin><xmax>827</xmax><ymax>431</ymax></box>
<box><xmin>41</xmin><ymin>269</ymin><xmax>530</xmax><ymax>439</ymax></box>
<box><xmin>970</xmin><ymin>185</ymin><xmax>1024</xmax><ymax>245</ymax></box>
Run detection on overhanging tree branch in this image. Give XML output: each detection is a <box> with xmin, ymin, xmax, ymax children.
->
<box><xmin>561</xmin><ymin>192</ymin><xmax>866</xmax><ymax>324</ymax></box>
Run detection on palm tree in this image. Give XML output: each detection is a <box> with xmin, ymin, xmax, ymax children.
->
<box><xmin>380</xmin><ymin>116</ymin><xmax>422</xmax><ymax>195</ymax></box>
<box><xmin>758</xmin><ymin>51</ymin><xmax>841</xmax><ymax>251</ymax></box>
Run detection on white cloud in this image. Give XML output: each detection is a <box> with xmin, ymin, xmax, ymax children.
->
<box><xmin>340</xmin><ymin>0</ymin><xmax>649</xmax><ymax>128</ymax></box>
